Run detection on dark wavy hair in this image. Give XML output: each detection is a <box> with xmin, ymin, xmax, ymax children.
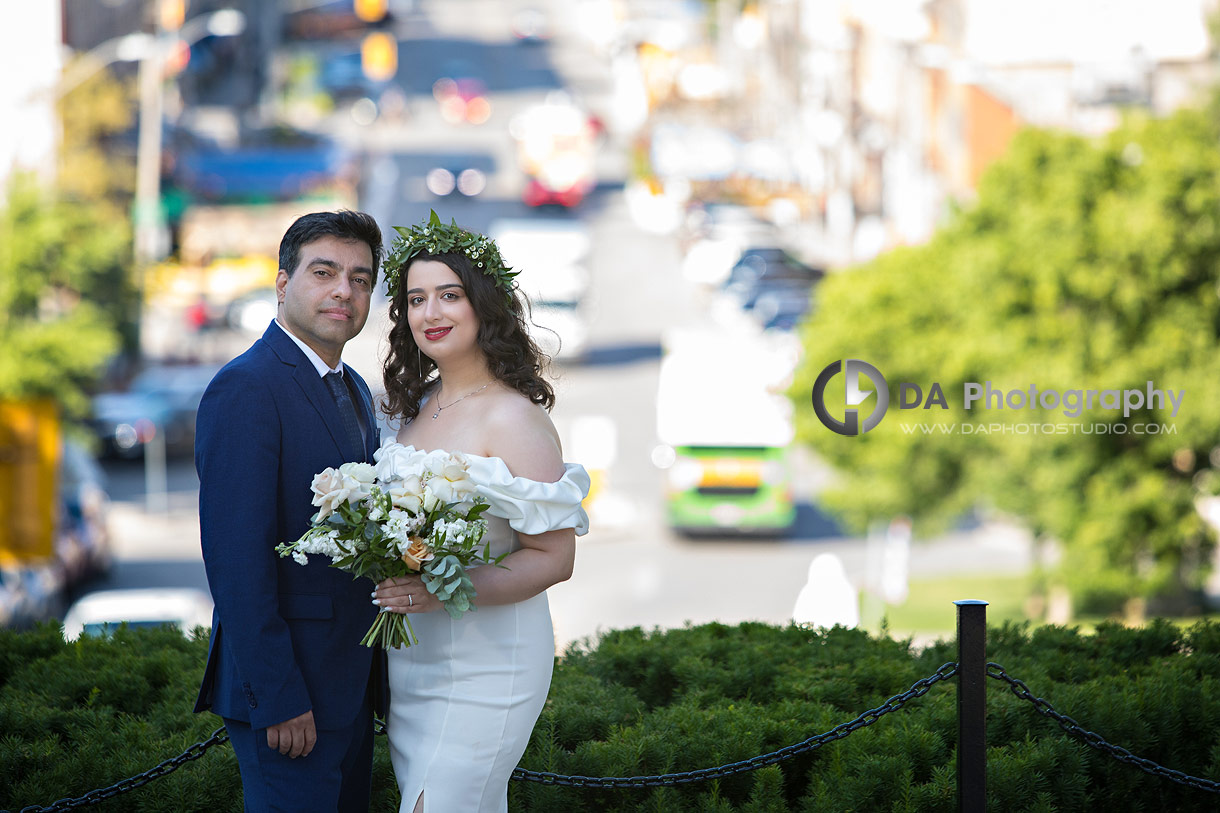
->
<box><xmin>381</xmin><ymin>251</ymin><xmax>554</xmax><ymax>422</ymax></box>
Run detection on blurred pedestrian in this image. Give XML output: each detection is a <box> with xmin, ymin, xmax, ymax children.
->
<box><xmin>793</xmin><ymin>553</ymin><xmax>860</xmax><ymax>629</ymax></box>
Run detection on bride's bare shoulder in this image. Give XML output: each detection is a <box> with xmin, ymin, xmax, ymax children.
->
<box><xmin>479</xmin><ymin>388</ymin><xmax>562</xmax><ymax>480</ymax></box>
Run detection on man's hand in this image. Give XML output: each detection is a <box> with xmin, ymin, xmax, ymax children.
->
<box><xmin>266</xmin><ymin>710</ymin><xmax>317</xmax><ymax>758</ymax></box>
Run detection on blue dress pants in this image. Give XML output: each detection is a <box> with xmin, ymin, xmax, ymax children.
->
<box><xmin>224</xmin><ymin>689</ymin><xmax>374</xmax><ymax>813</ymax></box>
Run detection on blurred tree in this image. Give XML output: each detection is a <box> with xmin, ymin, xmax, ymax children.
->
<box><xmin>57</xmin><ymin>63</ymin><xmax>136</xmax><ymax>203</ymax></box>
<box><xmin>53</xmin><ymin>63</ymin><xmax>140</xmax><ymax>355</ymax></box>
<box><xmin>789</xmin><ymin>108</ymin><xmax>1220</xmax><ymax>618</ymax></box>
<box><xmin>0</xmin><ymin>173</ymin><xmax>124</xmax><ymax>417</ymax></box>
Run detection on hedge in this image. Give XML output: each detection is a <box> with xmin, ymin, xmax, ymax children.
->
<box><xmin>3</xmin><ymin>619</ymin><xmax>1220</xmax><ymax>812</ymax></box>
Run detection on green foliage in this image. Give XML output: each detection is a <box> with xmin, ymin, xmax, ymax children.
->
<box><xmin>5</xmin><ymin>620</ymin><xmax>1220</xmax><ymax>811</ymax></box>
<box><xmin>0</xmin><ymin>174</ymin><xmax>126</xmax><ymax>415</ymax></box>
<box><xmin>789</xmin><ymin>108</ymin><xmax>1220</xmax><ymax>608</ymax></box>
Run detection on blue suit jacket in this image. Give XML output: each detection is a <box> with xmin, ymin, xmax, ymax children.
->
<box><xmin>194</xmin><ymin>322</ymin><xmax>385</xmax><ymax>730</ymax></box>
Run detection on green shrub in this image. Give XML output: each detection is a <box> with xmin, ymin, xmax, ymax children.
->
<box><xmin>3</xmin><ymin>620</ymin><xmax>1220</xmax><ymax>811</ymax></box>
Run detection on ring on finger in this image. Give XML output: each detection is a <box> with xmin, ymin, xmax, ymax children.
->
<box><xmin>408</xmin><ymin>594</ymin><xmax>414</xmax><ymax>607</ymax></box>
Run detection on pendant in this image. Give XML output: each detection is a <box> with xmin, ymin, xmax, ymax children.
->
<box><xmin>432</xmin><ymin>408</ymin><xmax>440</xmax><ymax>420</ymax></box>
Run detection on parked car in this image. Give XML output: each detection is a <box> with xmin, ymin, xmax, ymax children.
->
<box><xmin>0</xmin><ymin>561</ymin><xmax>66</xmax><ymax>630</ymax></box>
<box><xmin>62</xmin><ymin>588</ymin><xmax>215</xmax><ymax>640</ymax></box>
<box><xmin>55</xmin><ymin>440</ymin><xmax>113</xmax><ymax>585</ymax></box>
<box><xmin>721</xmin><ymin>247</ymin><xmax>823</xmax><ymax>307</ymax></box>
<box><xmin>750</xmin><ymin>285</ymin><xmax>817</xmax><ymax>332</ymax></box>
<box><xmin>89</xmin><ymin>363</ymin><xmax>220</xmax><ymax>459</ymax></box>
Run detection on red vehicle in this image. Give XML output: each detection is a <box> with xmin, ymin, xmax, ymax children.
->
<box><xmin>512</xmin><ymin>98</ymin><xmax>598</xmax><ymax>208</ymax></box>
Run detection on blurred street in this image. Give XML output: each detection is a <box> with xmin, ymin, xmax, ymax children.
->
<box><xmin>51</xmin><ymin>0</ymin><xmax>1220</xmax><ymax>641</ymax></box>
<box><xmin>73</xmin><ymin>0</ymin><xmax>1035</xmax><ymax>648</ymax></box>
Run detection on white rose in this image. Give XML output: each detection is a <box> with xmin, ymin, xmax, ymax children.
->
<box><xmin>374</xmin><ymin>441</ymin><xmax>427</xmax><ymax>483</ymax></box>
<box><xmin>339</xmin><ymin>462</ymin><xmax>377</xmax><ymax>501</ymax></box>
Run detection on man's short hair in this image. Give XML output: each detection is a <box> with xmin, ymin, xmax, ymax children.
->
<box><xmin>279</xmin><ymin>210</ymin><xmax>384</xmax><ymax>281</ymax></box>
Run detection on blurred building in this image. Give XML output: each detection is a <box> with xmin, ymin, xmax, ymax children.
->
<box><xmin>0</xmin><ymin>2</ymin><xmax>63</xmax><ymax>195</ymax></box>
<box><xmin>641</xmin><ymin>0</ymin><xmax>1217</xmax><ymax>264</ymax></box>
<box><xmin>781</xmin><ymin>0</ymin><xmax>1218</xmax><ymax>261</ymax></box>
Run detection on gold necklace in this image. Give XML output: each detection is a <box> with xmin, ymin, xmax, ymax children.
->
<box><xmin>432</xmin><ymin>381</ymin><xmax>492</xmax><ymax>420</ymax></box>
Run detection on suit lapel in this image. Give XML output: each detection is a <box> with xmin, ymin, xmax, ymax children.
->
<box><xmin>263</xmin><ymin>323</ymin><xmax>364</xmax><ymax>462</ymax></box>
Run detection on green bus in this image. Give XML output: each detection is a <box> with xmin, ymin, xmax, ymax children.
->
<box><xmin>656</xmin><ymin>329</ymin><xmax>798</xmax><ymax>536</ymax></box>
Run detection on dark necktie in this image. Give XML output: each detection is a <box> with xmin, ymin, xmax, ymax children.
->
<box><xmin>323</xmin><ymin>372</ymin><xmax>365</xmax><ymax>458</ymax></box>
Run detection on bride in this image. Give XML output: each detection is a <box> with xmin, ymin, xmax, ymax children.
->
<box><xmin>372</xmin><ymin>212</ymin><xmax>590</xmax><ymax>813</ymax></box>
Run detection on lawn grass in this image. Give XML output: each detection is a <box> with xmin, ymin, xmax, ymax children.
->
<box><xmin>867</xmin><ymin>571</ymin><xmax>1036</xmax><ymax>644</ymax></box>
<box><xmin>867</xmin><ymin>571</ymin><xmax>1220</xmax><ymax>645</ymax></box>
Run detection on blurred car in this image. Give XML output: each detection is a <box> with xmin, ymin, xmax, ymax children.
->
<box><xmin>318</xmin><ymin>49</ymin><xmax>397</xmax><ymax>124</ymax></box>
<box><xmin>89</xmin><ymin>363</ymin><xmax>220</xmax><ymax>459</ymax></box>
<box><xmin>424</xmin><ymin>166</ymin><xmax>488</xmax><ymax>198</ymax></box>
<box><xmin>740</xmin><ymin>276</ymin><xmax>818</xmax><ymax>312</ymax></box>
<box><xmin>224</xmin><ymin>287</ymin><xmax>278</xmax><ymax>334</ymax></box>
<box><xmin>55</xmin><ymin>440</ymin><xmax>113</xmax><ymax>585</ymax></box>
<box><xmin>511</xmin><ymin>7</ymin><xmax>552</xmax><ymax>43</ymax></box>
<box><xmin>489</xmin><ymin>218</ymin><xmax>591</xmax><ymax>361</ymax></box>
<box><xmin>750</xmin><ymin>285</ymin><xmax>817</xmax><ymax>332</ymax></box>
<box><xmin>172</xmin><ymin>124</ymin><xmax>357</xmax><ymax>203</ymax></box>
<box><xmin>433</xmin><ymin>62</ymin><xmax>491</xmax><ymax>125</ymax></box>
<box><xmin>511</xmin><ymin>96</ymin><xmax>598</xmax><ymax>208</ymax></box>
<box><xmin>721</xmin><ymin>247</ymin><xmax>823</xmax><ymax>305</ymax></box>
<box><xmin>0</xmin><ymin>561</ymin><xmax>66</xmax><ymax>630</ymax></box>
<box><xmin>283</xmin><ymin>0</ymin><xmax>400</xmax><ymax>40</ymax></box>
<box><xmin>62</xmin><ymin>588</ymin><xmax>214</xmax><ymax>640</ymax></box>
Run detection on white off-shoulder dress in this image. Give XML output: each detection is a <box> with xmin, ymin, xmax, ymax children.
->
<box><xmin>384</xmin><ymin>445</ymin><xmax>590</xmax><ymax>813</ymax></box>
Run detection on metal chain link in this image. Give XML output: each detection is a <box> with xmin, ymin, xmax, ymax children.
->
<box><xmin>12</xmin><ymin>728</ymin><xmax>231</xmax><ymax>813</ymax></box>
<box><xmin>986</xmin><ymin>662</ymin><xmax>1220</xmax><ymax>795</ymax></box>
<box><xmin>509</xmin><ymin>662</ymin><xmax>960</xmax><ymax>788</ymax></box>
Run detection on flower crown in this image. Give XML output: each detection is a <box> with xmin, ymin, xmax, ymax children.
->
<box><xmin>383</xmin><ymin>210</ymin><xmax>518</xmax><ymax>301</ymax></box>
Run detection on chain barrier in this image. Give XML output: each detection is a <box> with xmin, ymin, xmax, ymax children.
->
<box><xmin>986</xmin><ymin>662</ymin><xmax>1220</xmax><ymax>795</ymax></box>
<box><xmin>12</xmin><ymin>727</ymin><xmax>231</xmax><ymax>813</ymax></box>
<box><xmin>508</xmin><ymin>662</ymin><xmax>960</xmax><ymax>788</ymax></box>
<box><xmin>2</xmin><ymin>664</ymin><xmax>959</xmax><ymax>809</ymax></box>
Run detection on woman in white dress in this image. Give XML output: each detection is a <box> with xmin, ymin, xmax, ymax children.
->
<box><xmin>372</xmin><ymin>213</ymin><xmax>590</xmax><ymax>813</ymax></box>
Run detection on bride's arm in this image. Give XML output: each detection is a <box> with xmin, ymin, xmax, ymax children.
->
<box><xmin>375</xmin><ymin>400</ymin><xmax>576</xmax><ymax>612</ymax></box>
<box><xmin>464</xmin><ymin>524</ymin><xmax>575</xmax><ymax>606</ymax></box>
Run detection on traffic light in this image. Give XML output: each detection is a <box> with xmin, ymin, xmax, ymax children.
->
<box><xmin>361</xmin><ymin>31</ymin><xmax>397</xmax><ymax>81</ymax></box>
<box><xmin>354</xmin><ymin>0</ymin><xmax>387</xmax><ymax>23</ymax></box>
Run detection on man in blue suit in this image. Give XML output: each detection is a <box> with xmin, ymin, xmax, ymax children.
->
<box><xmin>195</xmin><ymin>210</ymin><xmax>386</xmax><ymax>812</ymax></box>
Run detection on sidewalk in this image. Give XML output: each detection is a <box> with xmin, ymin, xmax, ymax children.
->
<box><xmin>107</xmin><ymin>497</ymin><xmax>203</xmax><ymax>562</ymax></box>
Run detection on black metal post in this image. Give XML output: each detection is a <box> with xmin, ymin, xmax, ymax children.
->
<box><xmin>956</xmin><ymin>600</ymin><xmax>988</xmax><ymax>813</ymax></box>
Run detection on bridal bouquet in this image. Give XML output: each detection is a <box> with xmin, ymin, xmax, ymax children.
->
<box><xmin>275</xmin><ymin>443</ymin><xmax>503</xmax><ymax>649</ymax></box>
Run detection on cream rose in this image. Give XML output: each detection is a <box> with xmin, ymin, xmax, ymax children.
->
<box><xmin>311</xmin><ymin>467</ymin><xmax>353</xmax><ymax>518</ymax></box>
<box><xmin>386</xmin><ymin>473</ymin><xmax>425</xmax><ymax>514</ymax></box>
<box><xmin>400</xmin><ymin>536</ymin><xmax>434</xmax><ymax>570</ymax></box>
<box><xmin>424</xmin><ymin>453</ymin><xmax>479</xmax><ymax>505</ymax></box>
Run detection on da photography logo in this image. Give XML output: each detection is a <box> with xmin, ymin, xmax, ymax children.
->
<box><xmin>812</xmin><ymin>360</ymin><xmax>889</xmax><ymax>436</ymax></box>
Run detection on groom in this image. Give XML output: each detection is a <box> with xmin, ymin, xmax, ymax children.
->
<box><xmin>194</xmin><ymin>210</ymin><xmax>386</xmax><ymax>812</ymax></box>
